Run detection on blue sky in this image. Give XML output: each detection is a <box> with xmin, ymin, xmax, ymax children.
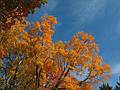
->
<box><xmin>28</xmin><ymin>0</ymin><xmax>120</xmax><ymax>86</ymax></box>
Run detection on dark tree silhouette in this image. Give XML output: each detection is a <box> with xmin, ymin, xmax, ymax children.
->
<box><xmin>114</xmin><ymin>77</ymin><xmax>120</xmax><ymax>90</ymax></box>
<box><xmin>99</xmin><ymin>83</ymin><xmax>112</xmax><ymax>90</ymax></box>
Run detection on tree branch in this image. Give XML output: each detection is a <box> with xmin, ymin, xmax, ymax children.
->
<box><xmin>79</xmin><ymin>69</ymin><xmax>92</xmax><ymax>86</ymax></box>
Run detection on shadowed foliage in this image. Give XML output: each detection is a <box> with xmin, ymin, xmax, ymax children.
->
<box><xmin>0</xmin><ymin>0</ymin><xmax>48</xmax><ymax>30</ymax></box>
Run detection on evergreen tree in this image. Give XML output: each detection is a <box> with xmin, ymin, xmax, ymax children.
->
<box><xmin>115</xmin><ymin>77</ymin><xmax>120</xmax><ymax>90</ymax></box>
<box><xmin>99</xmin><ymin>83</ymin><xmax>112</xmax><ymax>90</ymax></box>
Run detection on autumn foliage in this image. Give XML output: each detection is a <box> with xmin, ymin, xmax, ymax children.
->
<box><xmin>0</xmin><ymin>16</ymin><xmax>110</xmax><ymax>90</ymax></box>
<box><xmin>0</xmin><ymin>0</ymin><xmax>48</xmax><ymax>30</ymax></box>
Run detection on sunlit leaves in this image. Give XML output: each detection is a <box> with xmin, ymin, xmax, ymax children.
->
<box><xmin>0</xmin><ymin>16</ymin><xmax>110</xmax><ymax>90</ymax></box>
<box><xmin>34</xmin><ymin>21</ymin><xmax>40</xmax><ymax>29</ymax></box>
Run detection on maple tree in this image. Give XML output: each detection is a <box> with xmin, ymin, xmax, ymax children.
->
<box><xmin>0</xmin><ymin>0</ymin><xmax>48</xmax><ymax>30</ymax></box>
<box><xmin>0</xmin><ymin>16</ymin><xmax>110</xmax><ymax>90</ymax></box>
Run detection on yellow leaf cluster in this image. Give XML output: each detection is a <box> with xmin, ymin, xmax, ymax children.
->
<box><xmin>34</xmin><ymin>21</ymin><xmax>40</xmax><ymax>29</ymax></box>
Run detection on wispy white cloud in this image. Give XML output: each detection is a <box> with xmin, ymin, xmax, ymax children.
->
<box><xmin>72</xmin><ymin>0</ymin><xmax>108</xmax><ymax>26</ymax></box>
<box><xmin>45</xmin><ymin>0</ymin><xmax>59</xmax><ymax>12</ymax></box>
<box><xmin>116</xmin><ymin>21</ymin><xmax>120</xmax><ymax>36</ymax></box>
<box><xmin>112</xmin><ymin>64</ymin><xmax>120</xmax><ymax>74</ymax></box>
